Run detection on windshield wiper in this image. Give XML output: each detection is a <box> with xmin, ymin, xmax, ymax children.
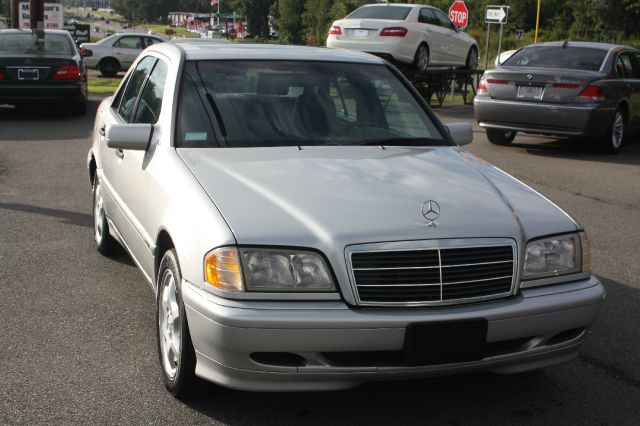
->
<box><xmin>359</xmin><ymin>138</ymin><xmax>444</xmax><ymax>146</ymax></box>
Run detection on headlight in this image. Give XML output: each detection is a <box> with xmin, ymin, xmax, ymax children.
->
<box><xmin>523</xmin><ymin>233</ymin><xmax>590</xmax><ymax>280</ymax></box>
<box><xmin>204</xmin><ymin>246</ymin><xmax>335</xmax><ymax>292</ymax></box>
<box><xmin>240</xmin><ymin>248</ymin><xmax>335</xmax><ymax>292</ymax></box>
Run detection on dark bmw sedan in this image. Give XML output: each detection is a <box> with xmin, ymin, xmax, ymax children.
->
<box><xmin>474</xmin><ymin>42</ymin><xmax>640</xmax><ymax>153</ymax></box>
<box><xmin>0</xmin><ymin>29</ymin><xmax>88</xmax><ymax>115</ymax></box>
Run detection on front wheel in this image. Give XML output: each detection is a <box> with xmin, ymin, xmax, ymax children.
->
<box><xmin>601</xmin><ymin>108</ymin><xmax>626</xmax><ymax>154</ymax></box>
<box><xmin>465</xmin><ymin>47</ymin><xmax>478</xmax><ymax>70</ymax></box>
<box><xmin>93</xmin><ymin>176</ymin><xmax>116</xmax><ymax>255</ymax></box>
<box><xmin>157</xmin><ymin>249</ymin><xmax>198</xmax><ymax>398</ymax></box>
<box><xmin>486</xmin><ymin>129</ymin><xmax>517</xmax><ymax>145</ymax></box>
<box><xmin>413</xmin><ymin>44</ymin><xmax>429</xmax><ymax>72</ymax></box>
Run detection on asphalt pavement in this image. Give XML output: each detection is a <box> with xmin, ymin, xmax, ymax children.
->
<box><xmin>0</xmin><ymin>97</ymin><xmax>639</xmax><ymax>425</ymax></box>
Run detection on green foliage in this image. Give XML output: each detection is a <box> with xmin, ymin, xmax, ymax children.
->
<box><xmin>277</xmin><ymin>0</ymin><xmax>306</xmax><ymax>44</ymax></box>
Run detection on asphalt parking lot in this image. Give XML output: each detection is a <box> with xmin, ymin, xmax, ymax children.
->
<box><xmin>0</xmin><ymin>96</ymin><xmax>639</xmax><ymax>424</ymax></box>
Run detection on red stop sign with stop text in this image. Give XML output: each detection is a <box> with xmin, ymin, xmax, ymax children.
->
<box><xmin>449</xmin><ymin>1</ymin><xmax>469</xmax><ymax>28</ymax></box>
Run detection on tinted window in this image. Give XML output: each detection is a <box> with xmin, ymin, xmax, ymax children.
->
<box><xmin>145</xmin><ymin>37</ymin><xmax>162</xmax><ymax>47</ymax></box>
<box><xmin>348</xmin><ymin>6</ymin><xmax>412</xmax><ymax>20</ymax></box>
<box><xmin>0</xmin><ymin>32</ymin><xmax>72</xmax><ymax>55</ymax></box>
<box><xmin>133</xmin><ymin>60</ymin><xmax>168</xmax><ymax>124</ymax></box>
<box><xmin>632</xmin><ymin>54</ymin><xmax>640</xmax><ymax>78</ymax></box>
<box><xmin>503</xmin><ymin>46</ymin><xmax>607</xmax><ymax>71</ymax></box>
<box><xmin>433</xmin><ymin>9</ymin><xmax>454</xmax><ymax>30</ymax></box>
<box><xmin>616</xmin><ymin>56</ymin><xmax>627</xmax><ymax>77</ymax></box>
<box><xmin>176</xmin><ymin>61</ymin><xmax>444</xmax><ymax>148</ymax></box>
<box><xmin>419</xmin><ymin>9</ymin><xmax>439</xmax><ymax>26</ymax></box>
<box><xmin>115</xmin><ymin>36</ymin><xmax>144</xmax><ymax>49</ymax></box>
<box><xmin>620</xmin><ymin>54</ymin><xmax>636</xmax><ymax>78</ymax></box>
<box><xmin>117</xmin><ymin>56</ymin><xmax>156</xmax><ymax>122</ymax></box>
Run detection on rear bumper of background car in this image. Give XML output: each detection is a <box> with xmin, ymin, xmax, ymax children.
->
<box><xmin>183</xmin><ymin>276</ymin><xmax>605</xmax><ymax>391</ymax></box>
<box><xmin>0</xmin><ymin>82</ymin><xmax>86</xmax><ymax>104</ymax></box>
<box><xmin>474</xmin><ymin>97</ymin><xmax>613</xmax><ymax>138</ymax></box>
<box><xmin>327</xmin><ymin>38</ymin><xmax>414</xmax><ymax>65</ymax></box>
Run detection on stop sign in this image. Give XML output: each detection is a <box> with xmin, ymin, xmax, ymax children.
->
<box><xmin>449</xmin><ymin>1</ymin><xmax>469</xmax><ymax>29</ymax></box>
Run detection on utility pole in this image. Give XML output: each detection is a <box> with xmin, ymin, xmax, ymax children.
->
<box><xmin>29</xmin><ymin>0</ymin><xmax>44</xmax><ymax>29</ymax></box>
<box><xmin>534</xmin><ymin>0</ymin><xmax>541</xmax><ymax>43</ymax></box>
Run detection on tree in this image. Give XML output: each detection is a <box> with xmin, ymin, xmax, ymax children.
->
<box><xmin>278</xmin><ymin>0</ymin><xmax>305</xmax><ymax>44</ymax></box>
<box><xmin>237</xmin><ymin>0</ymin><xmax>274</xmax><ymax>37</ymax></box>
<box><xmin>303</xmin><ymin>0</ymin><xmax>333</xmax><ymax>46</ymax></box>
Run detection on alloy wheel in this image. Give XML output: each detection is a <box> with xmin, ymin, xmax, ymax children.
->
<box><xmin>417</xmin><ymin>46</ymin><xmax>429</xmax><ymax>71</ymax></box>
<box><xmin>159</xmin><ymin>269</ymin><xmax>181</xmax><ymax>379</ymax></box>
<box><xmin>93</xmin><ymin>180</ymin><xmax>105</xmax><ymax>244</ymax></box>
<box><xmin>611</xmin><ymin>111</ymin><xmax>624</xmax><ymax>150</ymax></box>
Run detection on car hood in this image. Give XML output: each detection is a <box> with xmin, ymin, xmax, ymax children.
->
<box><xmin>178</xmin><ymin>146</ymin><xmax>578</xmax><ymax>248</ymax></box>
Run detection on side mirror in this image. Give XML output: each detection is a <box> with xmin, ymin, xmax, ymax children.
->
<box><xmin>80</xmin><ymin>48</ymin><xmax>93</xmax><ymax>57</ymax></box>
<box><xmin>106</xmin><ymin>123</ymin><xmax>152</xmax><ymax>150</ymax></box>
<box><xmin>445</xmin><ymin>122</ymin><xmax>473</xmax><ymax>145</ymax></box>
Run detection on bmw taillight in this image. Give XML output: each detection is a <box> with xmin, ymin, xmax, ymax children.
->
<box><xmin>53</xmin><ymin>65</ymin><xmax>82</xmax><ymax>81</ymax></box>
<box><xmin>380</xmin><ymin>27</ymin><xmax>408</xmax><ymax>37</ymax></box>
<box><xmin>328</xmin><ymin>25</ymin><xmax>342</xmax><ymax>35</ymax></box>
<box><xmin>0</xmin><ymin>70</ymin><xmax>5</xmax><ymax>80</ymax></box>
<box><xmin>577</xmin><ymin>85</ymin><xmax>605</xmax><ymax>102</ymax></box>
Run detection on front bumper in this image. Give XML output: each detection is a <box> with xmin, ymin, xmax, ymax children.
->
<box><xmin>474</xmin><ymin>97</ymin><xmax>613</xmax><ymax>137</ymax></box>
<box><xmin>183</xmin><ymin>276</ymin><xmax>605</xmax><ymax>391</ymax></box>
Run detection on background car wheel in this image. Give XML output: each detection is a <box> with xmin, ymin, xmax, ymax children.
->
<box><xmin>157</xmin><ymin>249</ymin><xmax>198</xmax><ymax>398</ymax></box>
<box><xmin>93</xmin><ymin>176</ymin><xmax>116</xmax><ymax>255</ymax></box>
<box><xmin>465</xmin><ymin>47</ymin><xmax>478</xmax><ymax>70</ymax></box>
<box><xmin>99</xmin><ymin>58</ymin><xmax>120</xmax><ymax>77</ymax></box>
<box><xmin>413</xmin><ymin>44</ymin><xmax>429</xmax><ymax>72</ymax></box>
<box><xmin>602</xmin><ymin>108</ymin><xmax>626</xmax><ymax>154</ymax></box>
<box><xmin>486</xmin><ymin>129</ymin><xmax>517</xmax><ymax>145</ymax></box>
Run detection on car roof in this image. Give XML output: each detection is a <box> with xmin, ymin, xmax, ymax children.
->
<box><xmin>529</xmin><ymin>41</ymin><xmax>637</xmax><ymax>51</ymax></box>
<box><xmin>163</xmin><ymin>42</ymin><xmax>384</xmax><ymax>64</ymax></box>
<box><xmin>0</xmin><ymin>29</ymin><xmax>72</xmax><ymax>36</ymax></box>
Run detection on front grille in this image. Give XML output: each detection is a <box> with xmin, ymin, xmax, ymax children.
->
<box><xmin>349</xmin><ymin>244</ymin><xmax>515</xmax><ymax>306</ymax></box>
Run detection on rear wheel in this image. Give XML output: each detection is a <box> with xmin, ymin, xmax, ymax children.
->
<box><xmin>465</xmin><ymin>47</ymin><xmax>478</xmax><ymax>70</ymax></box>
<box><xmin>486</xmin><ymin>129</ymin><xmax>517</xmax><ymax>145</ymax></box>
<box><xmin>157</xmin><ymin>249</ymin><xmax>198</xmax><ymax>398</ymax></box>
<box><xmin>601</xmin><ymin>108</ymin><xmax>626</xmax><ymax>154</ymax></box>
<box><xmin>99</xmin><ymin>58</ymin><xmax>120</xmax><ymax>77</ymax></box>
<box><xmin>413</xmin><ymin>44</ymin><xmax>429</xmax><ymax>72</ymax></box>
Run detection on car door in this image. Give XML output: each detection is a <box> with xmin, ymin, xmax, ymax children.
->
<box><xmin>417</xmin><ymin>8</ymin><xmax>447</xmax><ymax>64</ymax></box>
<box><xmin>112</xmin><ymin>35</ymin><xmax>145</xmax><ymax>69</ymax></box>
<box><xmin>622</xmin><ymin>52</ymin><xmax>640</xmax><ymax>130</ymax></box>
<box><xmin>432</xmin><ymin>8</ymin><xmax>466</xmax><ymax>65</ymax></box>
<box><xmin>99</xmin><ymin>55</ymin><xmax>157</xmax><ymax>273</ymax></box>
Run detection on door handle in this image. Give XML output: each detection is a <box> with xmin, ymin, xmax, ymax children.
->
<box><xmin>115</xmin><ymin>149</ymin><xmax>124</xmax><ymax>159</ymax></box>
<box><xmin>99</xmin><ymin>126</ymin><xmax>105</xmax><ymax>136</ymax></box>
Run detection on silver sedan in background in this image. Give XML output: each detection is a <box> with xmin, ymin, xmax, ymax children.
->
<box><xmin>475</xmin><ymin>42</ymin><xmax>640</xmax><ymax>153</ymax></box>
<box><xmin>88</xmin><ymin>42</ymin><xmax>603</xmax><ymax>397</ymax></box>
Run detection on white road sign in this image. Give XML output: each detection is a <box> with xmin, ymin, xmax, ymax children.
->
<box><xmin>18</xmin><ymin>2</ymin><xmax>64</xmax><ymax>29</ymax></box>
<box><xmin>486</xmin><ymin>5</ymin><xmax>509</xmax><ymax>24</ymax></box>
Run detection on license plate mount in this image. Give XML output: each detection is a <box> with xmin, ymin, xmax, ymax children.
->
<box><xmin>517</xmin><ymin>85</ymin><xmax>543</xmax><ymax>100</ymax></box>
<box><xmin>18</xmin><ymin>68</ymin><xmax>39</xmax><ymax>80</ymax></box>
<box><xmin>403</xmin><ymin>319</ymin><xmax>488</xmax><ymax>366</ymax></box>
<box><xmin>353</xmin><ymin>29</ymin><xmax>369</xmax><ymax>38</ymax></box>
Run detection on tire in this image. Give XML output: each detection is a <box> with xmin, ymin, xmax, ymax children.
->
<box><xmin>486</xmin><ymin>129</ymin><xmax>517</xmax><ymax>145</ymax></box>
<box><xmin>601</xmin><ymin>108</ymin><xmax>626</xmax><ymax>154</ymax></box>
<box><xmin>157</xmin><ymin>249</ymin><xmax>198</xmax><ymax>398</ymax></box>
<box><xmin>99</xmin><ymin>58</ymin><xmax>120</xmax><ymax>77</ymax></box>
<box><xmin>93</xmin><ymin>176</ymin><xmax>116</xmax><ymax>255</ymax></box>
<box><xmin>413</xmin><ymin>44</ymin><xmax>429</xmax><ymax>72</ymax></box>
<box><xmin>465</xmin><ymin>47</ymin><xmax>478</xmax><ymax>71</ymax></box>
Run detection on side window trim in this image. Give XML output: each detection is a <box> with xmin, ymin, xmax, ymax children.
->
<box><xmin>128</xmin><ymin>60</ymin><xmax>159</xmax><ymax>123</ymax></box>
<box><xmin>111</xmin><ymin>73</ymin><xmax>132</xmax><ymax>111</ymax></box>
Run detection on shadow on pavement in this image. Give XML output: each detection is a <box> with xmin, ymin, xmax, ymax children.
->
<box><xmin>515</xmin><ymin>136</ymin><xmax>640</xmax><ymax>166</ymax></box>
<box><xmin>178</xmin><ymin>276</ymin><xmax>639</xmax><ymax>425</ymax></box>
<box><xmin>0</xmin><ymin>202</ymin><xmax>92</xmax><ymax>228</ymax></box>
<box><xmin>0</xmin><ymin>96</ymin><xmax>103</xmax><ymax>141</ymax></box>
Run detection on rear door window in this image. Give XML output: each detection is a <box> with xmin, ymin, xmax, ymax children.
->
<box><xmin>616</xmin><ymin>56</ymin><xmax>628</xmax><ymax>77</ymax></box>
<box><xmin>116</xmin><ymin>56</ymin><xmax>157</xmax><ymax>122</ymax></box>
<box><xmin>433</xmin><ymin>9</ymin><xmax>455</xmax><ymax>30</ymax></box>
<box><xmin>419</xmin><ymin>8</ymin><xmax>439</xmax><ymax>26</ymax></box>
<box><xmin>115</xmin><ymin>36</ymin><xmax>144</xmax><ymax>49</ymax></box>
<box><xmin>620</xmin><ymin>54</ymin><xmax>637</xmax><ymax>78</ymax></box>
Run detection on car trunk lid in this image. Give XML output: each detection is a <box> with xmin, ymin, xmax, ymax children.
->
<box><xmin>0</xmin><ymin>56</ymin><xmax>77</xmax><ymax>81</ymax></box>
<box><xmin>484</xmin><ymin>67</ymin><xmax>604</xmax><ymax>103</ymax></box>
<box><xmin>332</xmin><ymin>19</ymin><xmax>407</xmax><ymax>42</ymax></box>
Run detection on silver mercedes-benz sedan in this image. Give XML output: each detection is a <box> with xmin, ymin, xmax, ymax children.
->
<box><xmin>88</xmin><ymin>41</ymin><xmax>604</xmax><ymax>397</ymax></box>
<box><xmin>475</xmin><ymin>42</ymin><xmax>640</xmax><ymax>153</ymax></box>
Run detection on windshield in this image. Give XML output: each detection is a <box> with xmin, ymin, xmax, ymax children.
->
<box><xmin>503</xmin><ymin>46</ymin><xmax>607</xmax><ymax>71</ymax></box>
<box><xmin>0</xmin><ymin>32</ymin><xmax>73</xmax><ymax>55</ymax></box>
<box><xmin>176</xmin><ymin>60</ymin><xmax>445</xmax><ymax>148</ymax></box>
<box><xmin>348</xmin><ymin>5</ymin><xmax>412</xmax><ymax>20</ymax></box>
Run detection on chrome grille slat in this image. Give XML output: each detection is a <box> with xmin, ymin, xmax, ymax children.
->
<box><xmin>349</xmin><ymin>242</ymin><xmax>516</xmax><ymax>306</ymax></box>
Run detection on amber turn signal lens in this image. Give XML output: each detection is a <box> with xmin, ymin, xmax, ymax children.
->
<box><xmin>204</xmin><ymin>247</ymin><xmax>244</xmax><ymax>291</ymax></box>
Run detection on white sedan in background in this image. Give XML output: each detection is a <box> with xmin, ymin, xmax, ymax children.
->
<box><xmin>327</xmin><ymin>3</ymin><xmax>478</xmax><ymax>71</ymax></box>
<box><xmin>80</xmin><ymin>33</ymin><xmax>165</xmax><ymax>77</ymax></box>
